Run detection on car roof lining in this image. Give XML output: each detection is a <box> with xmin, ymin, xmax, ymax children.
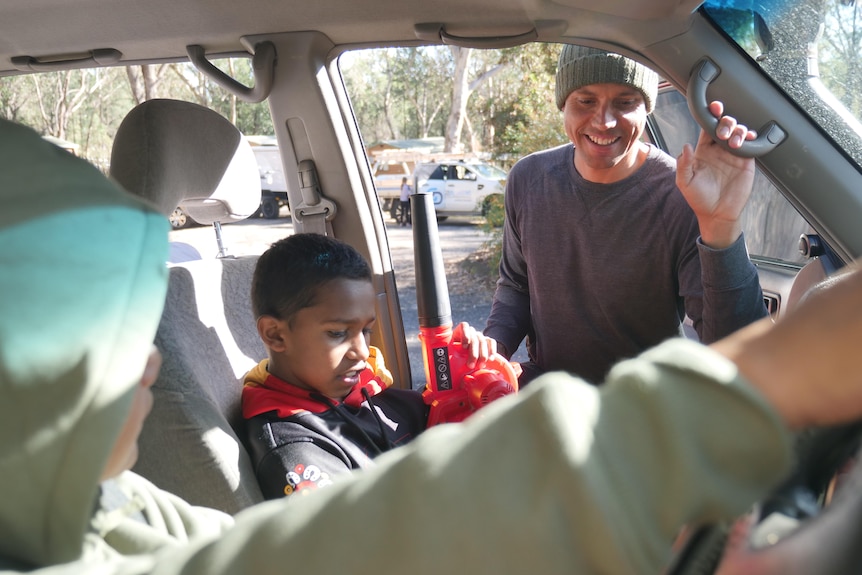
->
<box><xmin>7</xmin><ymin>0</ymin><xmax>861</xmax><ymax>262</ymax></box>
<box><xmin>0</xmin><ymin>0</ymin><xmax>703</xmax><ymax>76</ymax></box>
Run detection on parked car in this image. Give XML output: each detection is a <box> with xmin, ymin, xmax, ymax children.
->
<box><xmin>413</xmin><ymin>160</ymin><xmax>507</xmax><ymax>220</ymax></box>
<box><xmin>2</xmin><ymin>0</ymin><xmax>862</xmax><ymax>571</ymax></box>
<box><xmin>169</xmin><ymin>205</ymin><xmax>199</xmax><ymax>230</ymax></box>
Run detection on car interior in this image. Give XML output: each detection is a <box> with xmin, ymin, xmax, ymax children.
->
<box><xmin>3</xmin><ymin>0</ymin><xmax>862</xmax><ymax>571</ymax></box>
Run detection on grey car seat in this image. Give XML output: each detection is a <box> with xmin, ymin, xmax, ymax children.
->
<box><xmin>110</xmin><ymin>99</ymin><xmax>267</xmax><ymax>513</ymax></box>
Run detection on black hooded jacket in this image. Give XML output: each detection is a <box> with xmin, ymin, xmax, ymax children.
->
<box><xmin>243</xmin><ymin>358</ymin><xmax>428</xmax><ymax>499</ymax></box>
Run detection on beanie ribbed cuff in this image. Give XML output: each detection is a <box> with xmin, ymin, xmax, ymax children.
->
<box><xmin>555</xmin><ymin>45</ymin><xmax>658</xmax><ymax>113</ymax></box>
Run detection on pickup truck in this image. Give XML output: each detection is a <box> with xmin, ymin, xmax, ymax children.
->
<box><xmin>373</xmin><ymin>158</ymin><xmax>507</xmax><ymax>222</ymax></box>
<box><xmin>413</xmin><ymin>160</ymin><xmax>507</xmax><ymax>221</ymax></box>
<box><xmin>252</xmin><ymin>145</ymin><xmax>290</xmax><ymax>219</ymax></box>
<box><xmin>372</xmin><ymin>159</ymin><xmax>413</xmax><ymax>220</ymax></box>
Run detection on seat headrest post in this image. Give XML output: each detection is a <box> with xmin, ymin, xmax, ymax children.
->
<box><xmin>213</xmin><ymin>221</ymin><xmax>229</xmax><ymax>259</ymax></box>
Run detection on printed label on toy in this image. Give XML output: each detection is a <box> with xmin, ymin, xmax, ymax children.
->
<box><xmin>432</xmin><ymin>345</ymin><xmax>452</xmax><ymax>390</ymax></box>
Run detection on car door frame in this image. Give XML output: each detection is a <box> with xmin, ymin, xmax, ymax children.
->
<box><xmin>256</xmin><ymin>31</ymin><xmax>413</xmax><ymax>388</ymax></box>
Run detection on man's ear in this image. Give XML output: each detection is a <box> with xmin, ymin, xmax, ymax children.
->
<box><xmin>257</xmin><ymin>315</ymin><xmax>288</xmax><ymax>352</ymax></box>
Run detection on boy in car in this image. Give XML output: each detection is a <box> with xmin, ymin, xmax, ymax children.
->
<box><xmin>242</xmin><ymin>232</ymin><xmax>495</xmax><ymax>498</ymax></box>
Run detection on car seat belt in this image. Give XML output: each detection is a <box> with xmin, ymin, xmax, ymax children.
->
<box><xmin>293</xmin><ymin>159</ymin><xmax>336</xmax><ymax>235</ymax></box>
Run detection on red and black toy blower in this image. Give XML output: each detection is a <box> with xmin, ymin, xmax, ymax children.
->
<box><xmin>410</xmin><ymin>191</ymin><xmax>518</xmax><ymax>426</ymax></box>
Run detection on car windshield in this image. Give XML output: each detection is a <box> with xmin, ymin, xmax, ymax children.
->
<box><xmin>702</xmin><ymin>0</ymin><xmax>862</xmax><ymax>172</ymax></box>
<box><xmin>471</xmin><ymin>163</ymin><xmax>507</xmax><ymax>180</ymax></box>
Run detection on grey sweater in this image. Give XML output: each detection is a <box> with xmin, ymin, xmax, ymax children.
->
<box><xmin>485</xmin><ymin>143</ymin><xmax>767</xmax><ymax>384</ymax></box>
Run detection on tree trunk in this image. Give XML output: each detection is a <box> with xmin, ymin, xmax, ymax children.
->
<box><xmin>127</xmin><ymin>64</ymin><xmax>168</xmax><ymax>104</ymax></box>
<box><xmin>444</xmin><ymin>46</ymin><xmax>472</xmax><ymax>152</ymax></box>
<box><xmin>126</xmin><ymin>67</ymin><xmax>145</xmax><ymax>104</ymax></box>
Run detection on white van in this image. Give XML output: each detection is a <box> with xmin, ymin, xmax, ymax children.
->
<box><xmin>413</xmin><ymin>161</ymin><xmax>507</xmax><ymax>219</ymax></box>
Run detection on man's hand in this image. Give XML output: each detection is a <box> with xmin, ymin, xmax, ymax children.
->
<box><xmin>676</xmin><ymin>101</ymin><xmax>757</xmax><ymax>249</ymax></box>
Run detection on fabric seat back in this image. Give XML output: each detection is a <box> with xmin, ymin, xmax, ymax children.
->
<box><xmin>110</xmin><ymin>99</ymin><xmax>266</xmax><ymax>513</ymax></box>
<box><xmin>139</xmin><ymin>255</ymin><xmax>265</xmax><ymax>512</ymax></box>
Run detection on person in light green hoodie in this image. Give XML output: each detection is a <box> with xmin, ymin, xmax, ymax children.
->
<box><xmin>3</xmin><ymin>115</ymin><xmax>862</xmax><ymax>575</ymax></box>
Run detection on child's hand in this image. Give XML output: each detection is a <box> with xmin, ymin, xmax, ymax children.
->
<box><xmin>452</xmin><ymin>321</ymin><xmax>497</xmax><ymax>369</ymax></box>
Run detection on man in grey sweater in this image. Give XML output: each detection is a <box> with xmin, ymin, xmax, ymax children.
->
<box><xmin>484</xmin><ymin>45</ymin><xmax>767</xmax><ymax>384</ymax></box>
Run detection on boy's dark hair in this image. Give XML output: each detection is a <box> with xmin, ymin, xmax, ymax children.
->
<box><xmin>252</xmin><ymin>233</ymin><xmax>372</xmax><ymax>323</ymax></box>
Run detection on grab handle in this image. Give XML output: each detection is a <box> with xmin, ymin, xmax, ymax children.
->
<box><xmin>687</xmin><ymin>57</ymin><xmax>786</xmax><ymax>158</ymax></box>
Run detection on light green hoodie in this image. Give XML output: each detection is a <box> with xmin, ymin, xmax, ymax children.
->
<box><xmin>0</xmin><ymin>119</ymin><xmax>169</xmax><ymax>568</ymax></box>
<box><xmin>0</xmin><ymin>118</ymin><xmax>794</xmax><ymax>574</ymax></box>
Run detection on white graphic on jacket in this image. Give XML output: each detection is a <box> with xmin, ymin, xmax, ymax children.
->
<box><xmin>284</xmin><ymin>463</ymin><xmax>334</xmax><ymax>496</ymax></box>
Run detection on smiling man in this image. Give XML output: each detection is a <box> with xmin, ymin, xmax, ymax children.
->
<box><xmin>484</xmin><ymin>44</ymin><xmax>768</xmax><ymax>385</ymax></box>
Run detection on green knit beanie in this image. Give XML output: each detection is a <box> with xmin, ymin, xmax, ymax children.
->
<box><xmin>555</xmin><ymin>45</ymin><xmax>659</xmax><ymax>113</ymax></box>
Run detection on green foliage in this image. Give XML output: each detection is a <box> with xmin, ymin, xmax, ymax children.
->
<box><xmin>478</xmin><ymin>193</ymin><xmax>506</xmax><ymax>282</ymax></box>
<box><xmin>0</xmin><ymin>58</ymin><xmax>273</xmax><ymax>166</ymax></box>
<box><xmin>341</xmin><ymin>44</ymin><xmax>568</xmax><ymax>161</ymax></box>
<box><xmin>1</xmin><ymin>68</ymin><xmax>135</xmax><ymax>165</ymax></box>
<box><xmin>820</xmin><ymin>0</ymin><xmax>862</xmax><ymax>118</ymax></box>
<box><xmin>481</xmin><ymin>193</ymin><xmax>505</xmax><ymax>228</ymax></box>
<box><xmin>474</xmin><ymin>43</ymin><xmax>569</xmax><ymax>164</ymax></box>
<box><xmin>341</xmin><ymin>47</ymin><xmax>452</xmax><ymax>143</ymax></box>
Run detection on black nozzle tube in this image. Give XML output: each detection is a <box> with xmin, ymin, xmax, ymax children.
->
<box><xmin>411</xmin><ymin>192</ymin><xmax>452</xmax><ymax>328</ymax></box>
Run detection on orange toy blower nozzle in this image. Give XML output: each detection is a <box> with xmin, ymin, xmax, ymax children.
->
<box><xmin>411</xmin><ymin>191</ymin><xmax>518</xmax><ymax>426</ymax></box>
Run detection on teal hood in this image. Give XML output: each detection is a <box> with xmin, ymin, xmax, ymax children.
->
<box><xmin>0</xmin><ymin>120</ymin><xmax>169</xmax><ymax>567</ymax></box>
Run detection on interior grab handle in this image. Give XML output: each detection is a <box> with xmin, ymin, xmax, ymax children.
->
<box><xmin>440</xmin><ymin>26</ymin><xmax>537</xmax><ymax>48</ymax></box>
<box><xmin>414</xmin><ymin>21</ymin><xmax>565</xmax><ymax>49</ymax></box>
<box><xmin>187</xmin><ymin>41</ymin><xmax>276</xmax><ymax>103</ymax></box>
<box><xmin>11</xmin><ymin>48</ymin><xmax>122</xmax><ymax>72</ymax></box>
<box><xmin>687</xmin><ymin>57</ymin><xmax>786</xmax><ymax>158</ymax></box>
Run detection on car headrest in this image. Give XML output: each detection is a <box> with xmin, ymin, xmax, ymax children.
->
<box><xmin>110</xmin><ymin>99</ymin><xmax>261</xmax><ymax>225</ymax></box>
